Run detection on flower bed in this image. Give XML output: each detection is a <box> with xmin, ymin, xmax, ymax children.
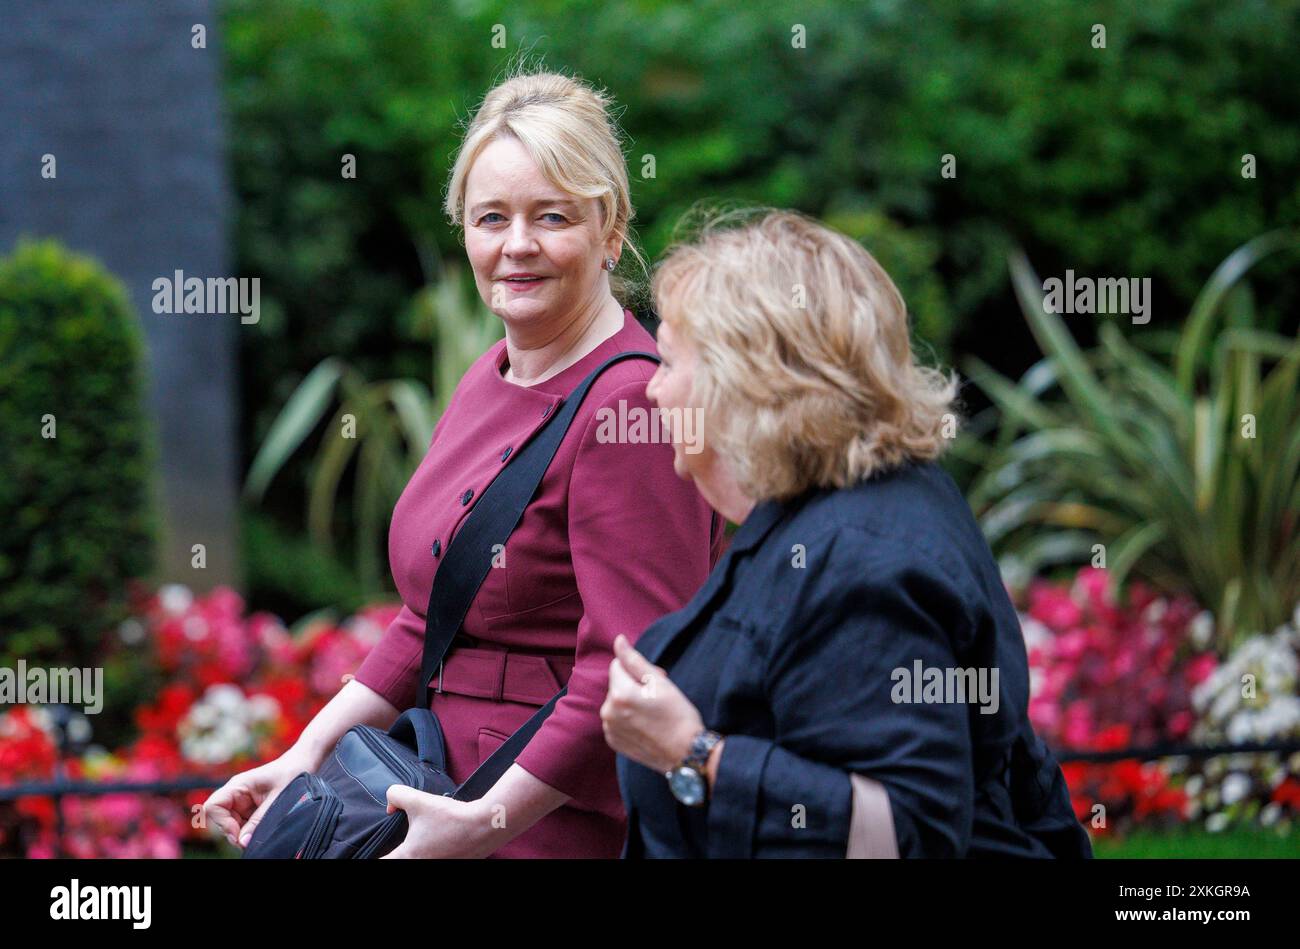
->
<box><xmin>3</xmin><ymin>570</ymin><xmax>1297</xmax><ymax>856</ymax></box>
<box><xmin>0</xmin><ymin>584</ymin><xmax>398</xmax><ymax>858</ymax></box>
<box><xmin>1019</xmin><ymin>567</ymin><xmax>1300</xmax><ymax>840</ymax></box>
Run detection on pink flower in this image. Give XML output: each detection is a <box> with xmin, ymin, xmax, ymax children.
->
<box><xmin>1029</xmin><ymin>585</ymin><xmax>1084</xmax><ymax>629</ymax></box>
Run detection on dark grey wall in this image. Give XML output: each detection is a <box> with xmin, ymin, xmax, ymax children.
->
<box><xmin>0</xmin><ymin>0</ymin><xmax>240</xmax><ymax>591</ymax></box>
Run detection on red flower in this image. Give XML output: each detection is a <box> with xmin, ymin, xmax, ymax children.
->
<box><xmin>1272</xmin><ymin>778</ymin><xmax>1300</xmax><ymax>810</ymax></box>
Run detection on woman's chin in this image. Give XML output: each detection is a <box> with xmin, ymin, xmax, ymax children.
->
<box><xmin>497</xmin><ymin>296</ymin><xmax>559</xmax><ymax>326</ymax></box>
<box><xmin>672</xmin><ymin>451</ymin><xmax>696</xmax><ymax>484</ymax></box>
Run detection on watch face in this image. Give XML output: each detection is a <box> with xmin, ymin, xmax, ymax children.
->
<box><xmin>668</xmin><ymin>767</ymin><xmax>706</xmax><ymax>807</ymax></box>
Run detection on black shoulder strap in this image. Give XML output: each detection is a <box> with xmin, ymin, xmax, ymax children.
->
<box><xmin>412</xmin><ymin>350</ymin><xmax>660</xmax><ymax>798</ymax></box>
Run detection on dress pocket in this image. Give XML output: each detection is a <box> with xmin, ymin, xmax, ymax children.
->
<box><xmin>477</xmin><ymin>726</ymin><xmax>511</xmax><ymax>765</ymax></box>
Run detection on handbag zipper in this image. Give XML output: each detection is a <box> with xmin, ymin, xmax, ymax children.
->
<box><xmin>354</xmin><ymin>726</ymin><xmax>422</xmax><ymax>788</ymax></box>
<box><xmin>299</xmin><ymin>773</ymin><xmax>343</xmax><ymax>859</ymax></box>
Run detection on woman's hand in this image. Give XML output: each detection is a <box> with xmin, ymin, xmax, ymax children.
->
<box><xmin>204</xmin><ymin>750</ymin><xmax>315</xmax><ymax>849</ymax></box>
<box><xmin>600</xmin><ymin>634</ymin><xmax>704</xmax><ymax>773</ymax></box>
<box><xmin>382</xmin><ymin>788</ymin><xmax>497</xmax><ymax>858</ymax></box>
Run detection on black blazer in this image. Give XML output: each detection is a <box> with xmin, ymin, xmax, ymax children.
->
<box><xmin>616</xmin><ymin>460</ymin><xmax>1091</xmax><ymax>858</ymax></box>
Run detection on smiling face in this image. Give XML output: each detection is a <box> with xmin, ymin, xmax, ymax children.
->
<box><xmin>462</xmin><ymin>135</ymin><xmax>619</xmax><ymax>331</ymax></box>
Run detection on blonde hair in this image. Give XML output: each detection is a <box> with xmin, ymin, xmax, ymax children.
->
<box><xmin>653</xmin><ymin>208</ymin><xmax>959</xmax><ymax>501</ymax></box>
<box><xmin>444</xmin><ymin>68</ymin><xmax>646</xmax><ymax>304</ymax></box>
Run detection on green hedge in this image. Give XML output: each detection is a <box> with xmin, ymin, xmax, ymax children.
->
<box><xmin>0</xmin><ymin>240</ymin><xmax>157</xmax><ymax>668</ymax></box>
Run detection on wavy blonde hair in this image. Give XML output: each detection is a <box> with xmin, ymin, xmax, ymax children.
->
<box><xmin>444</xmin><ymin>68</ymin><xmax>646</xmax><ymax>304</ymax></box>
<box><xmin>653</xmin><ymin>208</ymin><xmax>959</xmax><ymax>501</ymax></box>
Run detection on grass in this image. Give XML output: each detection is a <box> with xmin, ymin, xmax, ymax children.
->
<box><xmin>1093</xmin><ymin>827</ymin><xmax>1300</xmax><ymax>858</ymax></box>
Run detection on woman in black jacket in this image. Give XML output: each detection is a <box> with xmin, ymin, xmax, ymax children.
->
<box><xmin>600</xmin><ymin>209</ymin><xmax>1091</xmax><ymax>858</ymax></box>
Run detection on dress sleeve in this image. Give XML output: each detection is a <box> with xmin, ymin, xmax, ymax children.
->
<box><xmin>512</xmin><ymin>379</ymin><xmax>718</xmax><ymax>819</ymax></box>
<box><xmin>351</xmin><ymin>603</ymin><xmax>426</xmax><ymax>711</ymax></box>
<box><xmin>705</xmin><ymin>526</ymin><xmax>978</xmax><ymax>858</ymax></box>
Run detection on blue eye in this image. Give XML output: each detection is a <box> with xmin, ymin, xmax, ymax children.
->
<box><xmin>542</xmin><ymin>212</ymin><xmax>567</xmax><ymax>224</ymax></box>
<box><xmin>478</xmin><ymin>212</ymin><xmax>505</xmax><ymax>224</ymax></box>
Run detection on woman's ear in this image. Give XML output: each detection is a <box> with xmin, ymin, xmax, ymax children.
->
<box><xmin>604</xmin><ymin>228</ymin><xmax>625</xmax><ymax>266</ymax></box>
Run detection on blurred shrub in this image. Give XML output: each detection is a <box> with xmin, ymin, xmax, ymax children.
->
<box><xmin>0</xmin><ymin>239</ymin><xmax>157</xmax><ymax>667</ymax></box>
<box><xmin>240</xmin><ymin>510</ymin><xmax>370</xmax><ymax>621</ymax></box>
<box><xmin>960</xmin><ymin>232</ymin><xmax>1299</xmax><ymax>645</ymax></box>
<box><xmin>222</xmin><ymin>0</ymin><xmax>1300</xmax><ymax>543</ymax></box>
<box><xmin>243</xmin><ymin>265</ymin><xmax>499</xmax><ymax>592</ymax></box>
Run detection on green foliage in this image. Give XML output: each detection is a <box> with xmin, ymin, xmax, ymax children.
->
<box><xmin>243</xmin><ymin>266</ymin><xmax>500</xmax><ymax>591</ymax></box>
<box><xmin>0</xmin><ymin>240</ymin><xmax>157</xmax><ymax>666</ymax></box>
<box><xmin>240</xmin><ymin>509</ymin><xmax>371</xmax><ymax>620</ymax></box>
<box><xmin>959</xmin><ymin>234</ymin><xmax>1300</xmax><ymax>648</ymax></box>
<box><xmin>224</xmin><ymin>0</ymin><xmax>1300</xmax><ymax>444</ymax></box>
<box><xmin>222</xmin><ymin>0</ymin><xmax>1300</xmax><ymax>607</ymax></box>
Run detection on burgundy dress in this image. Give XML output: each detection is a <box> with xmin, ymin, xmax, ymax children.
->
<box><xmin>353</xmin><ymin>310</ymin><xmax>722</xmax><ymax>857</ymax></box>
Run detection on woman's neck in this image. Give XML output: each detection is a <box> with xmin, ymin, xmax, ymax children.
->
<box><xmin>503</xmin><ymin>293</ymin><xmax>625</xmax><ymax>387</ymax></box>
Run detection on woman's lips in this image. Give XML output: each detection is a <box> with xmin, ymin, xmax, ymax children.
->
<box><xmin>501</xmin><ymin>276</ymin><xmax>547</xmax><ymax>292</ymax></box>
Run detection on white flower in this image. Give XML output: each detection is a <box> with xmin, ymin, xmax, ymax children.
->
<box><xmin>117</xmin><ymin>618</ymin><xmax>146</xmax><ymax>645</ymax></box>
<box><xmin>1260</xmin><ymin>803</ymin><xmax>1283</xmax><ymax>827</ymax></box>
<box><xmin>1018</xmin><ymin>616</ymin><xmax>1052</xmax><ymax>653</ymax></box>
<box><xmin>1205</xmin><ymin>812</ymin><xmax>1230</xmax><ymax>833</ymax></box>
<box><xmin>29</xmin><ymin>706</ymin><xmax>53</xmax><ymax>732</ymax></box>
<box><xmin>247</xmin><ymin>694</ymin><xmax>280</xmax><ymax>721</ymax></box>
<box><xmin>159</xmin><ymin>584</ymin><xmax>193</xmax><ymax>615</ymax></box>
<box><xmin>1220</xmin><ymin>772</ymin><xmax>1251</xmax><ymax>806</ymax></box>
<box><xmin>187</xmin><ymin>703</ymin><xmax>219</xmax><ymax>729</ymax></box>
<box><xmin>66</xmin><ymin>715</ymin><xmax>92</xmax><ymax>744</ymax></box>
<box><xmin>1189</xmin><ymin>611</ymin><xmax>1214</xmax><ymax>649</ymax></box>
<box><xmin>206</xmin><ymin>684</ymin><xmax>245</xmax><ymax>713</ymax></box>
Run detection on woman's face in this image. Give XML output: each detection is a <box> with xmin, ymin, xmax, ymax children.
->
<box><xmin>646</xmin><ymin>316</ymin><xmax>707</xmax><ymax>482</ymax></box>
<box><xmin>648</xmin><ymin>312</ymin><xmax>756</xmax><ymax>524</ymax></box>
<box><xmin>463</xmin><ymin>136</ymin><xmax>616</xmax><ymax>329</ymax></box>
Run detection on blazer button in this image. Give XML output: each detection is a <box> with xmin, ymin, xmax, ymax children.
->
<box><xmin>430</xmin><ymin>539</ymin><xmax>441</xmax><ymax>557</ymax></box>
<box><xmin>501</xmin><ymin>446</ymin><xmax>512</xmax><ymax>462</ymax></box>
<box><xmin>460</xmin><ymin>488</ymin><xmax>474</xmax><ymax>505</ymax></box>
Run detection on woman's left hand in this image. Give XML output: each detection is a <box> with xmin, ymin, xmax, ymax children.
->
<box><xmin>601</xmin><ymin>634</ymin><xmax>704</xmax><ymax>772</ymax></box>
<box><xmin>381</xmin><ymin>788</ymin><xmax>496</xmax><ymax>859</ymax></box>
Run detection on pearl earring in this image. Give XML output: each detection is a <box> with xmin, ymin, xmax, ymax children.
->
<box><xmin>603</xmin><ymin>256</ymin><xmax>617</xmax><ymax>271</ymax></box>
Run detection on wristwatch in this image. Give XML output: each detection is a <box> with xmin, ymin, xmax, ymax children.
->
<box><xmin>666</xmin><ymin>729</ymin><xmax>722</xmax><ymax>807</ymax></box>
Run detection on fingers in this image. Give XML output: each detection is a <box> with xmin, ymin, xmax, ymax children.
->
<box><xmin>613</xmin><ymin>634</ymin><xmax>664</xmax><ymax>680</ymax></box>
<box><xmin>607</xmin><ymin>652</ymin><xmax>640</xmax><ymax>699</ymax></box>
<box><xmin>238</xmin><ymin>791</ymin><xmax>277</xmax><ymax>849</ymax></box>
<box><xmin>385</xmin><ymin>783</ymin><xmax>417</xmax><ymax>815</ymax></box>
<box><xmin>204</xmin><ymin>782</ymin><xmax>256</xmax><ymax>847</ymax></box>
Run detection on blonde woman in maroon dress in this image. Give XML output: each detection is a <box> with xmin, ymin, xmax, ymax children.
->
<box><xmin>206</xmin><ymin>71</ymin><xmax>720</xmax><ymax>857</ymax></box>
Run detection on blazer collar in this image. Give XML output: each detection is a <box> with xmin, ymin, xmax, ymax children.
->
<box><xmin>640</xmin><ymin>496</ymin><xmax>789</xmax><ymax>667</ymax></box>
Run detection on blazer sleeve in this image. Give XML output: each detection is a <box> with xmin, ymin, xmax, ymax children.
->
<box><xmin>512</xmin><ymin>379</ymin><xmax>718</xmax><ymax>819</ymax></box>
<box><xmin>706</xmin><ymin>525</ymin><xmax>978</xmax><ymax>858</ymax></box>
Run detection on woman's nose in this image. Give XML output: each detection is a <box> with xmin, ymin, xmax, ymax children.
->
<box><xmin>645</xmin><ymin>368</ymin><xmax>662</xmax><ymax>406</ymax></box>
<box><xmin>503</xmin><ymin>219</ymin><xmax>539</xmax><ymax>258</ymax></box>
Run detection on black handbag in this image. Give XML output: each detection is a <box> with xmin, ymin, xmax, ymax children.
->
<box><xmin>242</xmin><ymin>350</ymin><xmax>659</xmax><ymax>859</ymax></box>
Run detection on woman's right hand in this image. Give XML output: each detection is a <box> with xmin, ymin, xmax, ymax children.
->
<box><xmin>202</xmin><ymin>679</ymin><xmax>400</xmax><ymax>849</ymax></box>
<box><xmin>204</xmin><ymin>750</ymin><xmax>314</xmax><ymax>850</ymax></box>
